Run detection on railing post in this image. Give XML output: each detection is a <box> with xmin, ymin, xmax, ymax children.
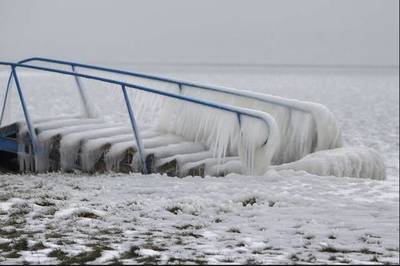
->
<box><xmin>11</xmin><ymin>66</ymin><xmax>40</xmax><ymax>159</ymax></box>
<box><xmin>71</xmin><ymin>65</ymin><xmax>92</xmax><ymax>118</ymax></box>
<box><xmin>121</xmin><ymin>84</ymin><xmax>148</xmax><ymax>174</ymax></box>
<box><xmin>0</xmin><ymin>72</ymin><xmax>14</xmax><ymax>126</ymax></box>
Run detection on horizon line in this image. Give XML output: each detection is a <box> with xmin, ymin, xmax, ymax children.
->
<box><xmin>96</xmin><ymin>61</ymin><xmax>399</xmax><ymax>69</ymax></box>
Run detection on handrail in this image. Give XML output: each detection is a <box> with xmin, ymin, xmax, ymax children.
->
<box><xmin>0</xmin><ymin>61</ymin><xmax>277</xmax><ymax>174</ymax></box>
<box><xmin>17</xmin><ymin>57</ymin><xmax>310</xmax><ymax>113</ymax></box>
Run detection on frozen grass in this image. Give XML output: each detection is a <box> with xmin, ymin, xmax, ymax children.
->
<box><xmin>0</xmin><ymin>172</ymin><xmax>398</xmax><ymax>264</ymax></box>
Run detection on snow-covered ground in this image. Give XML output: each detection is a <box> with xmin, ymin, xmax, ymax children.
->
<box><xmin>0</xmin><ymin>66</ymin><xmax>398</xmax><ymax>264</ymax></box>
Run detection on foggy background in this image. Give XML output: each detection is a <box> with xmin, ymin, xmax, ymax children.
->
<box><xmin>0</xmin><ymin>0</ymin><xmax>398</xmax><ymax>67</ymax></box>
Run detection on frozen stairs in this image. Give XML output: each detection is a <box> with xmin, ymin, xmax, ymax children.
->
<box><xmin>0</xmin><ymin>117</ymin><xmax>241</xmax><ymax>177</ymax></box>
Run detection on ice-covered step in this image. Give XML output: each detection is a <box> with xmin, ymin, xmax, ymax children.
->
<box><xmin>144</xmin><ymin>142</ymin><xmax>207</xmax><ymax>173</ymax></box>
<box><xmin>104</xmin><ymin>135</ymin><xmax>187</xmax><ymax>173</ymax></box>
<box><xmin>0</xmin><ymin>114</ymin><xmax>269</xmax><ymax>177</ymax></box>
<box><xmin>155</xmin><ymin>151</ymin><xmax>213</xmax><ymax>177</ymax></box>
<box><xmin>59</xmin><ymin>126</ymin><xmax>136</xmax><ymax>171</ymax></box>
<box><xmin>179</xmin><ymin>156</ymin><xmax>241</xmax><ymax>177</ymax></box>
<box><xmin>207</xmin><ymin>159</ymin><xmax>242</xmax><ymax>176</ymax></box>
<box><xmin>0</xmin><ymin>116</ymin><xmax>85</xmax><ymax>138</ymax></box>
<box><xmin>79</xmin><ymin>132</ymin><xmax>175</xmax><ymax>173</ymax></box>
<box><xmin>17</xmin><ymin>116</ymin><xmax>89</xmax><ymax>135</ymax></box>
<box><xmin>36</xmin><ymin>122</ymin><xmax>128</xmax><ymax>171</ymax></box>
<box><xmin>80</xmin><ymin>134</ymin><xmax>136</xmax><ymax>172</ymax></box>
<box><xmin>38</xmin><ymin>122</ymin><xmax>124</xmax><ymax>141</ymax></box>
<box><xmin>34</xmin><ymin>118</ymin><xmax>104</xmax><ymax>134</ymax></box>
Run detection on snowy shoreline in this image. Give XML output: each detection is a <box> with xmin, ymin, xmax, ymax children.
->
<box><xmin>0</xmin><ymin>68</ymin><xmax>398</xmax><ymax>264</ymax></box>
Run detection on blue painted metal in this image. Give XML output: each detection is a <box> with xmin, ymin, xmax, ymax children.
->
<box><xmin>0</xmin><ymin>124</ymin><xmax>17</xmax><ymax>137</ymax></box>
<box><xmin>0</xmin><ymin>61</ymin><xmax>273</xmax><ymax>173</ymax></box>
<box><xmin>0</xmin><ymin>71</ymin><xmax>13</xmax><ymax>126</ymax></box>
<box><xmin>17</xmin><ymin>57</ymin><xmax>309</xmax><ymax>113</ymax></box>
<box><xmin>0</xmin><ymin>136</ymin><xmax>18</xmax><ymax>153</ymax></box>
<box><xmin>71</xmin><ymin>65</ymin><xmax>92</xmax><ymax>118</ymax></box>
<box><xmin>0</xmin><ymin>62</ymin><xmax>272</xmax><ymax>128</ymax></box>
<box><xmin>11</xmin><ymin>67</ymin><xmax>40</xmax><ymax>158</ymax></box>
<box><xmin>121</xmin><ymin>85</ymin><xmax>148</xmax><ymax>174</ymax></box>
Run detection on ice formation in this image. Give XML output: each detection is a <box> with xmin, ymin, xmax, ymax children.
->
<box><xmin>177</xmin><ymin>85</ymin><xmax>343</xmax><ymax>163</ymax></box>
<box><xmin>58</xmin><ymin>66</ymin><xmax>343</xmax><ymax>175</ymax></box>
<box><xmin>155</xmin><ymin>96</ymin><xmax>280</xmax><ymax>175</ymax></box>
<box><xmin>122</xmin><ymin>79</ymin><xmax>342</xmax><ymax>169</ymax></box>
<box><xmin>9</xmin><ymin>68</ymin><xmax>387</xmax><ymax>180</ymax></box>
<box><xmin>272</xmin><ymin>147</ymin><xmax>386</xmax><ymax>180</ymax></box>
<box><xmin>118</xmin><ymin>79</ymin><xmax>342</xmax><ymax>174</ymax></box>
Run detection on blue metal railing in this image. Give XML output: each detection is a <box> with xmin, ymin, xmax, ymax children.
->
<box><xmin>0</xmin><ymin>71</ymin><xmax>13</xmax><ymax>125</ymax></box>
<box><xmin>0</xmin><ymin>61</ymin><xmax>276</xmax><ymax>174</ymax></box>
<box><xmin>15</xmin><ymin>57</ymin><xmax>311</xmax><ymax>114</ymax></box>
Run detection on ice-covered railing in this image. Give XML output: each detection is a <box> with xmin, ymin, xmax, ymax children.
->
<box><xmin>15</xmin><ymin>57</ymin><xmax>342</xmax><ymax>164</ymax></box>
<box><xmin>0</xmin><ymin>61</ymin><xmax>279</xmax><ymax>175</ymax></box>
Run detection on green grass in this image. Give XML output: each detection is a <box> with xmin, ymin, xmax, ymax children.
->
<box><xmin>0</xmin><ymin>242</ymin><xmax>12</xmax><ymax>252</ymax></box>
<box><xmin>62</xmin><ymin>247</ymin><xmax>103</xmax><ymax>264</ymax></box>
<box><xmin>45</xmin><ymin>232</ymin><xmax>66</xmax><ymax>239</ymax></box>
<box><xmin>48</xmin><ymin>249</ymin><xmax>68</xmax><ymax>258</ymax></box>
<box><xmin>288</xmin><ymin>253</ymin><xmax>300</xmax><ymax>262</ymax></box>
<box><xmin>242</xmin><ymin>197</ymin><xmax>257</xmax><ymax>207</ymax></box>
<box><xmin>120</xmin><ymin>246</ymin><xmax>140</xmax><ymax>259</ymax></box>
<box><xmin>0</xmin><ymin>238</ymin><xmax>28</xmax><ymax>257</ymax></box>
<box><xmin>9</xmin><ymin>204</ymin><xmax>31</xmax><ymax>218</ymax></box>
<box><xmin>30</xmin><ymin>241</ymin><xmax>47</xmax><ymax>251</ymax></box>
<box><xmin>13</xmin><ymin>238</ymin><xmax>28</xmax><ymax>251</ymax></box>
<box><xmin>319</xmin><ymin>246</ymin><xmax>351</xmax><ymax>253</ymax></box>
<box><xmin>5</xmin><ymin>250</ymin><xmax>21</xmax><ymax>258</ymax></box>
<box><xmin>179</xmin><ymin>231</ymin><xmax>202</xmax><ymax>238</ymax></box>
<box><xmin>141</xmin><ymin>242</ymin><xmax>167</xmax><ymax>252</ymax></box>
<box><xmin>0</xmin><ymin>228</ymin><xmax>23</xmax><ymax>238</ymax></box>
<box><xmin>34</xmin><ymin>198</ymin><xmax>56</xmax><ymax>207</ymax></box>
<box><xmin>213</xmin><ymin>218</ymin><xmax>222</xmax><ymax>223</ymax></box>
<box><xmin>56</xmin><ymin>239</ymin><xmax>76</xmax><ymax>246</ymax></box>
<box><xmin>44</xmin><ymin>207</ymin><xmax>58</xmax><ymax>216</ymax></box>
<box><xmin>360</xmin><ymin>248</ymin><xmax>382</xmax><ymax>255</ymax></box>
<box><xmin>304</xmin><ymin>234</ymin><xmax>315</xmax><ymax>240</ymax></box>
<box><xmin>3</xmin><ymin>217</ymin><xmax>27</xmax><ymax>227</ymax></box>
<box><xmin>328</xmin><ymin>234</ymin><xmax>337</xmax><ymax>239</ymax></box>
<box><xmin>166</xmin><ymin>206</ymin><xmax>182</xmax><ymax>215</ymax></box>
<box><xmin>370</xmin><ymin>255</ymin><xmax>379</xmax><ymax>262</ymax></box>
<box><xmin>48</xmin><ymin>246</ymin><xmax>103</xmax><ymax>265</ymax></box>
<box><xmin>174</xmin><ymin>224</ymin><xmax>203</xmax><ymax>230</ymax></box>
<box><xmin>227</xmin><ymin>228</ymin><xmax>241</xmax><ymax>233</ymax></box>
<box><xmin>167</xmin><ymin>257</ymin><xmax>207</xmax><ymax>265</ymax></box>
<box><xmin>76</xmin><ymin>211</ymin><xmax>100</xmax><ymax>219</ymax></box>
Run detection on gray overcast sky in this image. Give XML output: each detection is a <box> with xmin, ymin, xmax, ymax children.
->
<box><xmin>0</xmin><ymin>0</ymin><xmax>398</xmax><ymax>66</ymax></box>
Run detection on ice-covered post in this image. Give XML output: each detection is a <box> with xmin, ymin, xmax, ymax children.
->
<box><xmin>71</xmin><ymin>65</ymin><xmax>93</xmax><ymax>118</ymax></box>
<box><xmin>121</xmin><ymin>84</ymin><xmax>148</xmax><ymax>174</ymax></box>
<box><xmin>0</xmin><ymin>72</ymin><xmax>13</xmax><ymax>126</ymax></box>
<box><xmin>11</xmin><ymin>66</ymin><xmax>40</xmax><ymax>164</ymax></box>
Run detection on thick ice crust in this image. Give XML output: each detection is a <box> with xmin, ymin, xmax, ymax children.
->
<box><xmin>272</xmin><ymin>147</ymin><xmax>386</xmax><ymax>180</ymax></box>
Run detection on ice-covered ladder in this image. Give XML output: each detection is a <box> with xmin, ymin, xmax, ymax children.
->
<box><xmin>0</xmin><ymin>60</ymin><xmax>279</xmax><ymax>176</ymax></box>
<box><xmin>12</xmin><ymin>57</ymin><xmax>342</xmax><ymax>164</ymax></box>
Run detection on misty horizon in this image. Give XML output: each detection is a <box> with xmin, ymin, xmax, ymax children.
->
<box><xmin>0</xmin><ymin>0</ymin><xmax>398</xmax><ymax>67</ymax></box>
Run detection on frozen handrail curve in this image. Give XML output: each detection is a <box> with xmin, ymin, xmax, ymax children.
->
<box><xmin>15</xmin><ymin>57</ymin><xmax>342</xmax><ymax>160</ymax></box>
<box><xmin>0</xmin><ymin>61</ymin><xmax>280</xmax><ymax>175</ymax></box>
